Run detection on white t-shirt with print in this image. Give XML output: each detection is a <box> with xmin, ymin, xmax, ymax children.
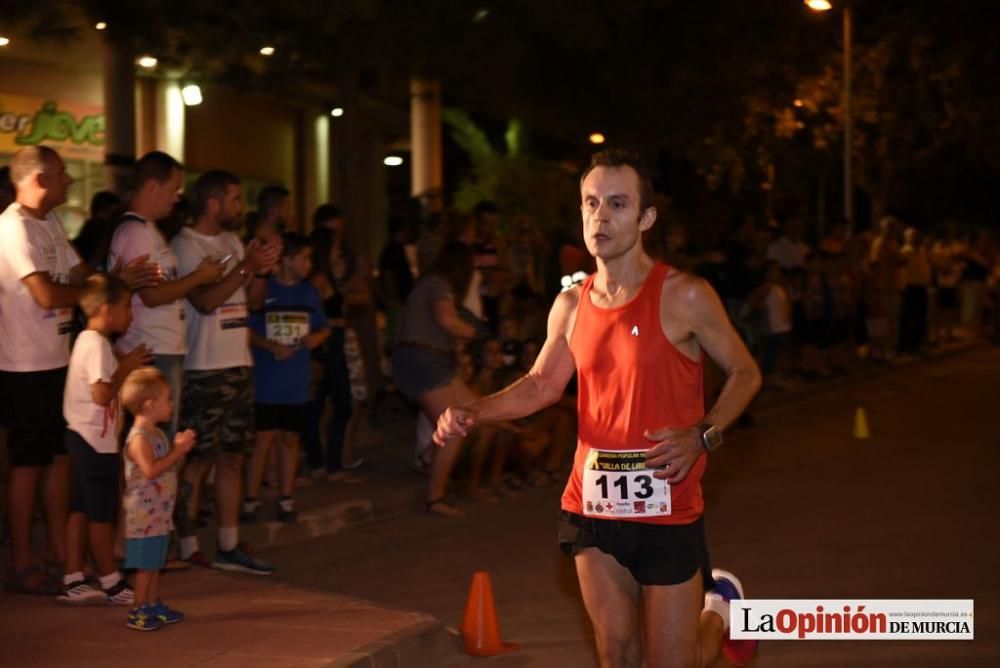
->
<box><xmin>171</xmin><ymin>226</ymin><xmax>252</xmax><ymax>371</ymax></box>
<box><xmin>109</xmin><ymin>214</ymin><xmax>186</xmax><ymax>355</ymax></box>
<box><xmin>0</xmin><ymin>203</ymin><xmax>81</xmax><ymax>372</ymax></box>
<box><xmin>63</xmin><ymin>330</ymin><xmax>120</xmax><ymax>453</ymax></box>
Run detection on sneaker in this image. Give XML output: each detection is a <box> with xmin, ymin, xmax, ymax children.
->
<box><xmin>212</xmin><ymin>547</ymin><xmax>274</xmax><ymax>575</ymax></box>
<box><xmin>184</xmin><ymin>550</ymin><xmax>212</xmax><ymax>568</ymax></box>
<box><xmin>105</xmin><ymin>579</ymin><xmax>136</xmax><ymax>606</ymax></box>
<box><xmin>711</xmin><ymin>568</ymin><xmax>758</xmax><ymax>667</ymax></box>
<box><xmin>57</xmin><ymin>580</ymin><xmax>107</xmax><ymax>605</ymax></box>
<box><xmin>126</xmin><ymin>604</ymin><xmax>163</xmax><ymax>631</ymax></box>
<box><xmin>240</xmin><ymin>499</ymin><xmax>260</xmax><ymax>525</ymax></box>
<box><xmin>276</xmin><ymin>498</ymin><xmax>297</xmax><ymax>523</ymax></box>
<box><xmin>149</xmin><ymin>599</ymin><xmax>184</xmax><ymax>624</ymax></box>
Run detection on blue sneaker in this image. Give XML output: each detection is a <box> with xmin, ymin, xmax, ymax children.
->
<box><xmin>126</xmin><ymin>604</ymin><xmax>163</xmax><ymax>631</ymax></box>
<box><xmin>711</xmin><ymin>568</ymin><xmax>758</xmax><ymax>667</ymax></box>
<box><xmin>150</xmin><ymin>599</ymin><xmax>184</xmax><ymax>624</ymax></box>
<box><xmin>212</xmin><ymin>546</ymin><xmax>274</xmax><ymax>575</ymax></box>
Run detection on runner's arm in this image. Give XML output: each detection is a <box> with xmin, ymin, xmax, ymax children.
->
<box><xmin>465</xmin><ymin>289</ymin><xmax>578</xmax><ymax>422</ymax></box>
<box><xmin>683</xmin><ymin>277</ymin><xmax>761</xmax><ymax>431</ymax></box>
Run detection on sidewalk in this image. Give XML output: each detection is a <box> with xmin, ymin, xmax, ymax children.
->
<box><xmin>0</xmin><ymin>567</ymin><xmax>453</xmax><ymax>668</ymax></box>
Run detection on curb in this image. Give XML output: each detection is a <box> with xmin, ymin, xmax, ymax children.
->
<box><xmin>322</xmin><ymin>618</ymin><xmax>458</xmax><ymax>668</ymax></box>
<box><xmin>201</xmin><ymin>498</ymin><xmax>374</xmax><ymax>550</ymax></box>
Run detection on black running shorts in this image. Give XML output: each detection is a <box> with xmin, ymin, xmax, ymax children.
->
<box><xmin>558</xmin><ymin>510</ymin><xmax>715</xmax><ymax>590</ymax></box>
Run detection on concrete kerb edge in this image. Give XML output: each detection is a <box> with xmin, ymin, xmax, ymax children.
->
<box><xmin>321</xmin><ymin>617</ymin><xmax>454</xmax><ymax>668</ymax></box>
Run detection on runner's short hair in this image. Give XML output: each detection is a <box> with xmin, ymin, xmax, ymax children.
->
<box><xmin>580</xmin><ymin>149</ymin><xmax>654</xmax><ymax>211</ymax></box>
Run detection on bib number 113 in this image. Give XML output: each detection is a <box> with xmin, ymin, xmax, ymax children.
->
<box><xmin>594</xmin><ymin>474</ymin><xmax>654</xmax><ymax>500</ymax></box>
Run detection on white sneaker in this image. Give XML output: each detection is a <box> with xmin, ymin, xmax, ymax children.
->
<box><xmin>58</xmin><ymin>580</ymin><xmax>107</xmax><ymax>605</ymax></box>
<box><xmin>104</xmin><ymin>579</ymin><xmax>135</xmax><ymax>606</ymax></box>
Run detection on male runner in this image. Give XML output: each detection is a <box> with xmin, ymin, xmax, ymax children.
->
<box><xmin>434</xmin><ymin>149</ymin><xmax>761</xmax><ymax>668</ymax></box>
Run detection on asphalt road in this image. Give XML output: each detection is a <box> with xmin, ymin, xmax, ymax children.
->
<box><xmin>261</xmin><ymin>347</ymin><xmax>1000</xmax><ymax>667</ymax></box>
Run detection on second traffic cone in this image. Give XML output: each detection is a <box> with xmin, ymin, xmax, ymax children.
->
<box><xmin>853</xmin><ymin>407</ymin><xmax>870</xmax><ymax>439</ymax></box>
<box><xmin>460</xmin><ymin>571</ymin><xmax>518</xmax><ymax>657</ymax></box>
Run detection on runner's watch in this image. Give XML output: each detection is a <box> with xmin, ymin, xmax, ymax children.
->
<box><xmin>698</xmin><ymin>423</ymin><xmax>723</xmax><ymax>452</ymax></box>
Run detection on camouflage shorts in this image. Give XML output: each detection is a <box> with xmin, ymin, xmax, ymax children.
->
<box><xmin>179</xmin><ymin>366</ymin><xmax>254</xmax><ymax>458</ymax></box>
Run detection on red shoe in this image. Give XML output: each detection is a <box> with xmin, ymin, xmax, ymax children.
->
<box><xmin>712</xmin><ymin>568</ymin><xmax>758</xmax><ymax>666</ymax></box>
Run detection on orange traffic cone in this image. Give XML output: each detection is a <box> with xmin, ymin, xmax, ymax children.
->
<box><xmin>460</xmin><ymin>571</ymin><xmax>518</xmax><ymax>656</ymax></box>
<box><xmin>853</xmin><ymin>407</ymin><xmax>870</xmax><ymax>439</ymax></box>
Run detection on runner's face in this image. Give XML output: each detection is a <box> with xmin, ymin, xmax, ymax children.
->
<box><xmin>580</xmin><ymin>166</ymin><xmax>654</xmax><ymax>261</ymax></box>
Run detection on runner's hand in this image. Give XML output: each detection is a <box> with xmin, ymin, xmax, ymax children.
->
<box><xmin>433</xmin><ymin>407</ymin><xmax>477</xmax><ymax>446</ymax></box>
<box><xmin>643</xmin><ymin>427</ymin><xmax>703</xmax><ymax>483</ymax></box>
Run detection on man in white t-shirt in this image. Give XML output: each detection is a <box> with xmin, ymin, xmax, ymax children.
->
<box><xmin>0</xmin><ymin>147</ymin><xmax>79</xmax><ymax>594</ymax></box>
<box><xmin>171</xmin><ymin>170</ymin><xmax>280</xmax><ymax>575</ymax></box>
<box><xmin>0</xmin><ymin>147</ymin><xmax>155</xmax><ymax>595</ymax></box>
<box><xmin>109</xmin><ymin>151</ymin><xmax>225</xmax><ymax>437</ymax></box>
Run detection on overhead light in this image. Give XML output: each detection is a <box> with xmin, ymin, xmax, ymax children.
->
<box><xmin>589</xmin><ymin>133</ymin><xmax>606</xmax><ymax>145</ymax></box>
<box><xmin>259</xmin><ymin>46</ymin><xmax>275</xmax><ymax>56</ymax></box>
<box><xmin>181</xmin><ymin>84</ymin><xmax>203</xmax><ymax>106</ymax></box>
<box><xmin>137</xmin><ymin>55</ymin><xmax>158</xmax><ymax>69</ymax></box>
<box><xmin>473</xmin><ymin>8</ymin><xmax>490</xmax><ymax>22</ymax></box>
<box><xmin>805</xmin><ymin>0</ymin><xmax>833</xmax><ymax>11</ymax></box>
<box><xmin>95</xmin><ymin>21</ymin><xmax>107</xmax><ymax>30</ymax></box>
<box><xmin>793</xmin><ymin>99</ymin><xmax>804</xmax><ymax>107</ymax></box>
<box><xmin>0</xmin><ymin>36</ymin><xmax>9</xmax><ymax>47</ymax></box>
<box><xmin>384</xmin><ymin>156</ymin><xmax>404</xmax><ymax>167</ymax></box>
<box><xmin>330</xmin><ymin>107</ymin><xmax>344</xmax><ymax>117</ymax></box>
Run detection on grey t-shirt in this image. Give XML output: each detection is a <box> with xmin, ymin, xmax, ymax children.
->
<box><xmin>398</xmin><ymin>275</ymin><xmax>454</xmax><ymax>351</ymax></box>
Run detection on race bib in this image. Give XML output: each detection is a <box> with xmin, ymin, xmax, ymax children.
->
<box><xmin>581</xmin><ymin>449</ymin><xmax>671</xmax><ymax>518</ymax></box>
<box><xmin>265</xmin><ymin>311</ymin><xmax>309</xmax><ymax>345</ymax></box>
<box><xmin>217</xmin><ymin>302</ymin><xmax>248</xmax><ymax>330</ymax></box>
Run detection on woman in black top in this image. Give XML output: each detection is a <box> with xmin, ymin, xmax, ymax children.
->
<box><xmin>304</xmin><ymin>228</ymin><xmax>361</xmax><ymax>482</ymax></box>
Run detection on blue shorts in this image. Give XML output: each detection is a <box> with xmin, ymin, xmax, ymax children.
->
<box><xmin>125</xmin><ymin>535</ymin><xmax>170</xmax><ymax>571</ymax></box>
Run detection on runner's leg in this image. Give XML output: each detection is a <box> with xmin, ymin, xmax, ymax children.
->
<box><xmin>642</xmin><ymin>569</ymin><xmax>725</xmax><ymax>668</ymax></box>
<box><xmin>575</xmin><ymin>547</ymin><xmax>642</xmax><ymax>668</ymax></box>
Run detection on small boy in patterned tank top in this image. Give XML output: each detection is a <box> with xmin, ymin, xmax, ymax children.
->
<box><xmin>121</xmin><ymin>368</ymin><xmax>196</xmax><ymax>631</ymax></box>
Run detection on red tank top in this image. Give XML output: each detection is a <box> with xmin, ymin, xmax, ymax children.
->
<box><xmin>561</xmin><ymin>262</ymin><xmax>707</xmax><ymax>524</ymax></box>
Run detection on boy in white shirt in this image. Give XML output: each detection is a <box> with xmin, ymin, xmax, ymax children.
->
<box><xmin>58</xmin><ymin>274</ymin><xmax>152</xmax><ymax>604</ymax></box>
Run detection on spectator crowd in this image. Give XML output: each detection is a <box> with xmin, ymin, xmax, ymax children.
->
<box><xmin>1</xmin><ymin>145</ymin><xmax>998</xmax><ymax>628</ymax></box>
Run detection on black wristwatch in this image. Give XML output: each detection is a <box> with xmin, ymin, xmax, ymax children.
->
<box><xmin>698</xmin><ymin>423</ymin><xmax>723</xmax><ymax>452</ymax></box>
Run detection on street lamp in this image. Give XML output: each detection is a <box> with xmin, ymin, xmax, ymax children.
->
<box><xmin>805</xmin><ymin>0</ymin><xmax>853</xmax><ymax>234</ymax></box>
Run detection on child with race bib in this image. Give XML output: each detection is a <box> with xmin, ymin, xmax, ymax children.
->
<box><xmin>243</xmin><ymin>233</ymin><xmax>330</xmax><ymax>523</ymax></box>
